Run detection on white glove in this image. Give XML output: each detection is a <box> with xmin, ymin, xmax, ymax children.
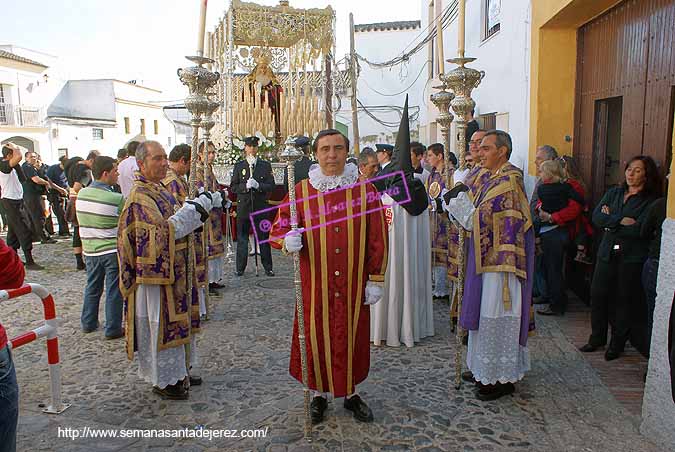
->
<box><xmin>246</xmin><ymin>178</ymin><xmax>259</xmax><ymax>190</ymax></box>
<box><xmin>223</xmin><ymin>199</ymin><xmax>232</xmax><ymax>209</ymax></box>
<box><xmin>284</xmin><ymin>232</ymin><xmax>303</xmax><ymax>253</ymax></box>
<box><xmin>443</xmin><ymin>191</ymin><xmax>475</xmax><ymax>231</ymax></box>
<box><xmin>192</xmin><ymin>192</ymin><xmax>213</xmax><ymax>212</ymax></box>
<box><xmin>169</xmin><ymin>203</ymin><xmax>204</xmax><ymax>239</ymax></box>
<box><xmin>364</xmin><ymin>282</ymin><xmax>383</xmax><ymax>306</ymax></box>
<box><xmin>413</xmin><ymin>172</ymin><xmax>425</xmax><ymax>182</ymax></box>
<box><xmin>210</xmin><ymin>191</ymin><xmax>223</xmax><ymax>208</ymax></box>
<box><xmin>453</xmin><ymin>170</ymin><xmax>467</xmax><ymax>186</ymax></box>
<box><xmin>381</xmin><ymin>193</ymin><xmax>394</xmax><ymax>206</ymax></box>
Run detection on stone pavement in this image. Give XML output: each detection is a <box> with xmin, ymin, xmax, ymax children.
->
<box><xmin>1</xmin><ymin>240</ymin><xmax>667</xmax><ymax>451</ymax></box>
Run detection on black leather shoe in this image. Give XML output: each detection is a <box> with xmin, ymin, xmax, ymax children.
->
<box><xmin>343</xmin><ymin>395</ymin><xmax>374</xmax><ymax>423</ymax></box>
<box><xmin>579</xmin><ymin>343</ymin><xmax>601</xmax><ymax>353</ymax></box>
<box><xmin>153</xmin><ymin>383</ymin><xmax>188</xmax><ymax>400</ymax></box>
<box><xmin>476</xmin><ymin>382</ymin><xmax>515</xmax><ymax>401</ymax></box>
<box><xmin>310</xmin><ymin>396</ymin><xmax>328</xmax><ymax>425</ymax></box>
<box><xmin>189</xmin><ymin>375</ymin><xmax>202</xmax><ymax>386</ymax></box>
<box><xmin>265</xmin><ymin>270</ymin><xmax>275</xmax><ymax>277</ymax></box>
<box><xmin>604</xmin><ymin>348</ymin><xmax>621</xmax><ymax>361</ymax></box>
<box><xmin>461</xmin><ymin>371</ymin><xmax>476</xmax><ymax>384</ymax></box>
<box><xmin>209</xmin><ymin>282</ymin><xmax>225</xmax><ymax>290</ymax></box>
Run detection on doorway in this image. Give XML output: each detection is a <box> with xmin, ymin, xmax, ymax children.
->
<box><xmin>592</xmin><ymin>97</ymin><xmax>623</xmax><ymax>202</ymax></box>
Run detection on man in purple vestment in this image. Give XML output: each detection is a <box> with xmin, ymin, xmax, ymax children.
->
<box><xmin>118</xmin><ymin>141</ymin><xmax>213</xmax><ymax>400</ymax></box>
<box><xmin>444</xmin><ymin>130</ymin><xmax>535</xmax><ymax>401</ymax></box>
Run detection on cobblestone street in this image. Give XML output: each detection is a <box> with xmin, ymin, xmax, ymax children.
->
<box><xmin>1</xmin><ymin>240</ymin><xmax>666</xmax><ymax>451</ymax></box>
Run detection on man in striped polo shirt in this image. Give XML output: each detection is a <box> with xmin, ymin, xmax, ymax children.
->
<box><xmin>76</xmin><ymin>156</ymin><xmax>125</xmax><ymax>339</ymax></box>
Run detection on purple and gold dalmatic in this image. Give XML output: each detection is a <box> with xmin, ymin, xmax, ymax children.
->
<box><xmin>459</xmin><ymin>163</ymin><xmax>536</xmax><ymax>346</ymax></box>
<box><xmin>162</xmin><ymin>168</ymin><xmax>207</xmax><ymax>289</ymax></box>
<box><xmin>196</xmin><ymin>165</ymin><xmax>225</xmax><ymax>259</ymax></box>
<box><xmin>427</xmin><ymin>167</ymin><xmax>457</xmax><ymax>270</ymax></box>
<box><xmin>118</xmin><ymin>174</ymin><xmax>200</xmax><ymax>360</ymax></box>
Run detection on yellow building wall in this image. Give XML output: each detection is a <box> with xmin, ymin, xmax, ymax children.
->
<box><xmin>528</xmin><ymin>0</ymin><xmax>623</xmax><ymax>174</ymax></box>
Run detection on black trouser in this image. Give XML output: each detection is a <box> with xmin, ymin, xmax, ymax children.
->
<box><xmin>541</xmin><ymin>227</ymin><xmax>569</xmax><ymax>314</ymax></box>
<box><xmin>589</xmin><ymin>255</ymin><xmax>648</xmax><ymax>355</ymax></box>
<box><xmin>47</xmin><ymin>192</ymin><xmax>69</xmax><ymax>235</ymax></box>
<box><xmin>23</xmin><ymin>194</ymin><xmax>48</xmax><ymax>242</ymax></box>
<box><xmin>235</xmin><ymin>208</ymin><xmax>272</xmax><ymax>273</ymax></box>
<box><xmin>0</xmin><ymin>198</ymin><xmax>33</xmax><ymax>258</ymax></box>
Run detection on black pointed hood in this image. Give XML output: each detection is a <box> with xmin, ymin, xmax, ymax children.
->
<box><xmin>390</xmin><ymin>95</ymin><xmax>413</xmax><ymax>178</ymax></box>
<box><xmin>371</xmin><ymin>95</ymin><xmax>429</xmax><ymax>217</ymax></box>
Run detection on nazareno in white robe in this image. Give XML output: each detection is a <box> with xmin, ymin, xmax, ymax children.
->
<box><xmin>371</xmin><ymin>190</ymin><xmax>434</xmax><ymax>347</ymax></box>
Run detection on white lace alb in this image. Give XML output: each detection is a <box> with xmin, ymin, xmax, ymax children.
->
<box><xmin>308</xmin><ymin>162</ymin><xmax>359</xmax><ymax>193</ymax></box>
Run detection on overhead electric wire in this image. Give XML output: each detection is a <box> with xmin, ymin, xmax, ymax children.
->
<box><xmin>355</xmin><ymin>0</ymin><xmax>459</xmax><ymax>70</ymax></box>
<box><xmin>360</xmin><ymin>60</ymin><xmax>431</xmax><ymax>97</ymax></box>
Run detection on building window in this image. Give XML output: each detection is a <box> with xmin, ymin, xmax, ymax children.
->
<box><xmin>140</xmin><ymin>118</ymin><xmax>146</xmax><ymax>135</ymax></box>
<box><xmin>482</xmin><ymin>0</ymin><xmax>501</xmax><ymax>41</ymax></box>
<box><xmin>124</xmin><ymin>117</ymin><xmax>130</xmax><ymax>134</ymax></box>
<box><xmin>479</xmin><ymin>112</ymin><xmax>497</xmax><ymax>130</ymax></box>
<box><xmin>58</xmin><ymin>148</ymin><xmax>68</xmax><ymax>159</ymax></box>
<box><xmin>154</xmin><ymin>120</ymin><xmax>159</xmax><ymax>135</ymax></box>
<box><xmin>92</xmin><ymin>128</ymin><xmax>104</xmax><ymax>140</ymax></box>
<box><xmin>0</xmin><ymin>84</ymin><xmax>7</xmax><ymax>124</ymax></box>
<box><xmin>167</xmin><ymin>136</ymin><xmax>172</xmax><ymax>147</ymax></box>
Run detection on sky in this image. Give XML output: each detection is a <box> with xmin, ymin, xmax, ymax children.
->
<box><xmin>2</xmin><ymin>0</ymin><xmax>421</xmax><ymax>101</ymax></box>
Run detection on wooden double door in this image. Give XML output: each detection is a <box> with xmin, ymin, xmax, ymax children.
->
<box><xmin>575</xmin><ymin>0</ymin><xmax>675</xmax><ymax>203</ymax></box>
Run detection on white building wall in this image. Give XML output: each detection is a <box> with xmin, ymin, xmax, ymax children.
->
<box><xmin>46</xmin><ymin>81</ymin><xmax>178</xmax><ymax>162</ymax></box>
<box><xmin>343</xmin><ymin>22</ymin><xmax>428</xmax><ymax>149</ymax></box>
<box><xmin>420</xmin><ymin>0</ymin><xmax>532</xmax><ymax>171</ymax></box>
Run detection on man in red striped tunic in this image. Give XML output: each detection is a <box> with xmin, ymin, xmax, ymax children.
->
<box><xmin>270</xmin><ymin>129</ymin><xmax>388</xmax><ymax>424</ymax></box>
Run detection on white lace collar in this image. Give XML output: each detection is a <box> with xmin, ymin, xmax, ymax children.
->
<box><xmin>308</xmin><ymin>162</ymin><xmax>359</xmax><ymax>192</ymax></box>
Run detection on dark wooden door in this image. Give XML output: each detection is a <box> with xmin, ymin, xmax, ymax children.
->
<box><xmin>574</xmin><ymin>0</ymin><xmax>675</xmax><ymax>203</ymax></box>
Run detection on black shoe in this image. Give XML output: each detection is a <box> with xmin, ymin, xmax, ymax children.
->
<box><xmin>343</xmin><ymin>395</ymin><xmax>374</xmax><ymax>423</ymax></box>
<box><xmin>189</xmin><ymin>375</ymin><xmax>202</xmax><ymax>386</ymax></box>
<box><xmin>476</xmin><ymin>382</ymin><xmax>515</xmax><ymax>401</ymax></box>
<box><xmin>265</xmin><ymin>270</ymin><xmax>275</xmax><ymax>277</ymax></box>
<box><xmin>209</xmin><ymin>282</ymin><xmax>225</xmax><ymax>290</ymax></box>
<box><xmin>310</xmin><ymin>396</ymin><xmax>328</xmax><ymax>425</ymax></box>
<box><xmin>41</xmin><ymin>238</ymin><xmax>57</xmax><ymax>244</ymax></box>
<box><xmin>24</xmin><ymin>262</ymin><xmax>44</xmax><ymax>271</ymax></box>
<box><xmin>605</xmin><ymin>348</ymin><xmax>621</xmax><ymax>361</ymax></box>
<box><xmin>537</xmin><ymin>305</ymin><xmax>559</xmax><ymax>316</ymax></box>
<box><xmin>579</xmin><ymin>343</ymin><xmax>602</xmax><ymax>353</ymax></box>
<box><xmin>153</xmin><ymin>383</ymin><xmax>189</xmax><ymax>400</ymax></box>
<box><xmin>461</xmin><ymin>371</ymin><xmax>476</xmax><ymax>384</ymax></box>
<box><xmin>105</xmin><ymin>330</ymin><xmax>125</xmax><ymax>340</ymax></box>
<box><xmin>235</xmin><ymin>270</ymin><xmax>244</xmax><ymax>277</ymax></box>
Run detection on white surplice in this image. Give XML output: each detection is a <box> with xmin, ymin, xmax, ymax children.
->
<box><xmin>371</xmin><ymin>200</ymin><xmax>434</xmax><ymax>347</ymax></box>
<box><xmin>466</xmin><ymin>272</ymin><xmax>530</xmax><ymax>384</ymax></box>
<box><xmin>135</xmin><ymin>284</ymin><xmax>198</xmax><ymax>389</ymax></box>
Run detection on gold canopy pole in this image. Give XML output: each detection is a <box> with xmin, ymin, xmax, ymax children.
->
<box><xmin>433</xmin><ymin>0</ymin><xmax>485</xmax><ymax>390</ymax></box>
<box><xmin>177</xmin><ymin>0</ymin><xmax>220</xmax><ymax>377</ymax></box>
<box><xmin>279</xmin><ymin>137</ymin><xmax>312</xmax><ymax>441</ymax></box>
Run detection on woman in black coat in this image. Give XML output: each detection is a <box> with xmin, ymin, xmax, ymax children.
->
<box><xmin>580</xmin><ymin>155</ymin><xmax>661</xmax><ymax>361</ymax></box>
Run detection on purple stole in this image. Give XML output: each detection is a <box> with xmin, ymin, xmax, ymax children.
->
<box><xmin>118</xmin><ymin>175</ymin><xmax>200</xmax><ymax>359</ymax></box>
<box><xmin>459</xmin><ymin>163</ymin><xmax>535</xmax><ymax>346</ymax></box>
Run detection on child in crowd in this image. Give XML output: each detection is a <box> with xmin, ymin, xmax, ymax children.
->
<box><xmin>536</xmin><ymin>160</ymin><xmax>592</xmax><ymax>262</ymax></box>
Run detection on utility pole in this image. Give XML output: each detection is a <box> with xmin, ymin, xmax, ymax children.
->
<box><xmin>349</xmin><ymin>13</ymin><xmax>361</xmax><ymax>156</ymax></box>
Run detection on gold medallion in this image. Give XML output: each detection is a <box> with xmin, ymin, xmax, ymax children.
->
<box><xmin>428</xmin><ymin>181</ymin><xmax>441</xmax><ymax>198</ymax></box>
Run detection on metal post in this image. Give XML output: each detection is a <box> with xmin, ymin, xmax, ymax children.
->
<box><xmin>349</xmin><ymin>13</ymin><xmax>361</xmax><ymax>156</ymax></box>
<box><xmin>279</xmin><ymin>137</ymin><xmax>312</xmax><ymax>441</ymax></box>
<box><xmin>440</xmin><ymin>56</ymin><xmax>484</xmax><ymax>389</ymax></box>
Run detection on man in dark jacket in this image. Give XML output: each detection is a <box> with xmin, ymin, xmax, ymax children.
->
<box><xmin>230</xmin><ymin>136</ymin><xmax>275</xmax><ymax>276</ymax></box>
<box><xmin>283</xmin><ymin>136</ymin><xmax>315</xmax><ymax>190</ymax></box>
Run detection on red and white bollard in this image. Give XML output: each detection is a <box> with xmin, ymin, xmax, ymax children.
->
<box><xmin>0</xmin><ymin>283</ymin><xmax>70</xmax><ymax>414</ymax></box>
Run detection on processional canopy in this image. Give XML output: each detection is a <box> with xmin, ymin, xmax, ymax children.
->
<box><xmin>207</xmin><ymin>0</ymin><xmax>337</xmax><ymax>150</ymax></box>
